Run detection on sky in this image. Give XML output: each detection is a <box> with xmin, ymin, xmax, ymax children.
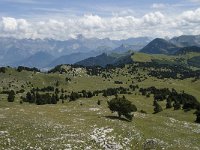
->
<box><xmin>0</xmin><ymin>0</ymin><xmax>200</xmax><ymax>40</ymax></box>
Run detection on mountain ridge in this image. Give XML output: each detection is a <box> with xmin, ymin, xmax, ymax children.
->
<box><xmin>140</xmin><ymin>38</ymin><xmax>179</xmax><ymax>54</ymax></box>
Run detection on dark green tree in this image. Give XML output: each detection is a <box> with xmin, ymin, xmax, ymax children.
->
<box><xmin>60</xmin><ymin>94</ymin><xmax>64</xmax><ymax>100</ymax></box>
<box><xmin>195</xmin><ymin>110</ymin><xmax>200</xmax><ymax>123</ymax></box>
<box><xmin>55</xmin><ymin>88</ymin><xmax>59</xmax><ymax>94</ymax></box>
<box><xmin>7</xmin><ymin>90</ymin><xmax>15</xmax><ymax>102</ymax></box>
<box><xmin>69</xmin><ymin>92</ymin><xmax>80</xmax><ymax>101</ymax></box>
<box><xmin>26</xmin><ymin>92</ymin><xmax>33</xmax><ymax>103</ymax></box>
<box><xmin>166</xmin><ymin>98</ymin><xmax>172</xmax><ymax>109</ymax></box>
<box><xmin>87</xmin><ymin>91</ymin><xmax>93</xmax><ymax>98</ymax></box>
<box><xmin>153</xmin><ymin>100</ymin><xmax>163</xmax><ymax>113</ymax></box>
<box><xmin>51</xmin><ymin>94</ymin><xmax>57</xmax><ymax>104</ymax></box>
<box><xmin>55</xmin><ymin>93</ymin><xmax>59</xmax><ymax>101</ymax></box>
<box><xmin>107</xmin><ymin>96</ymin><xmax>137</xmax><ymax>121</ymax></box>
<box><xmin>97</xmin><ymin>100</ymin><xmax>101</xmax><ymax>105</ymax></box>
<box><xmin>173</xmin><ymin>100</ymin><xmax>181</xmax><ymax>110</ymax></box>
<box><xmin>35</xmin><ymin>92</ymin><xmax>42</xmax><ymax>105</ymax></box>
<box><xmin>56</xmin><ymin>81</ymin><xmax>59</xmax><ymax>87</ymax></box>
<box><xmin>0</xmin><ymin>67</ymin><xmax>6</xmax><ymax>73</ymax></box>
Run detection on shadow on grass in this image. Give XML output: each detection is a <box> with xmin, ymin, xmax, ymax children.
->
<box><xmin>103</xmin><ymin>115</ymin><xmax>131</xmax><ymax>122</ymax></box>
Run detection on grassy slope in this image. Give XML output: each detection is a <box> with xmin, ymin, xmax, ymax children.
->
<box><xmin>132</xmin><ymin>52</ymin><xmax>200</xmax><ymax>69</ymax></box>
<box><xmin>0</xmin><ymin>66</ymin><xmax>200</xmax><ymax>149</ymax></box>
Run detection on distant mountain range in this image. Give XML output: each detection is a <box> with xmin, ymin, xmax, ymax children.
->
<box><xmin>170</xmin><ymin>35</ymin><xmax>200</xmax><ymax>47</ymax></box>
<box><xmin>0</xmin><ymin>35</ymin><xmax>151</xmax><ymax>67</ymax></box>
<box><xmin>48</xmin><ymin>51</ymin><xmax>101</xmax><ymax>67</ymax></box>
<box><xmin>140</xmin><ymin>35</ymin><xmax>200</xmax><ymax>55</ymax></box>
<box><xmin>75</xmin><ymin>45</ymin><xmax>200</xmax><ymax>67</ymax></box>
<box><xmin>0</xmin><ymin>34</ymin><xmax>200</xmax><ymax>68</ymax></box>
<box><xmin>75</xmin><ymin>52</ymin><xmax>133</xmax><ymax>67</ymax></box>
<box><xmin>12</xmin><ymin>51</ymin><xmax>55</xmax><ymax>68</ymax></box>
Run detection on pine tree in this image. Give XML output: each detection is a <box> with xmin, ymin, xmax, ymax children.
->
<box><xmin>56</xmin><ymin>81</ymin><xmax>59</xmax><ymax>87</ymax></box>
<box><xmin>55</xmin><ymin>88</ymin><xmax>59</xmax><ymax>95</ymax></box>
<box><xmin>153</xmin><ymin>100</ymin><xmax>163</xmax><ymax>113</ymax></box>
<box><xmin>7</xmin><ymin>90</ymin><xmax>15</xmax><ymax>102</ymax></box>
<box><xmin>60</xmin><ymin>94</ymin><xmax>64</xmax><ymax>100</ymax></box>
<box><xmin>26</xmin><ymin>92</ymin><xmax>32</xmax><ymax>103</ymax></box>
<box><xmin>166</xmin><ymin>98</ymin><xmax>172</xmax><ymax>109</ymax></box>
<box><xmin>195</xmin><ymin>110</ymin><xmax>200</xmax><ymax>123</ymax></box>
<box><xmin>35</xmin><ymin>92</ymin><xmax>42</xmax><ymax>105</ymax></box>
<box><xmin>51</xmin><ymin>94</ymin><xmax>57</xmax><ymax>104</ymax></box>
<box><xmin>173</xmin><ymin>100</ymin><xmax>181</xmax><ymax>110</ymax></box>
<box><xmin>97</xmin><ymin>100</ymin><xmax>101</xmax><ymax>105</ymax></box>
<box><xmin>107</xmin><ymin>96</ymin><xmax>137</xmax><ymax>121</ymax></box>
<box><xmin>55</xmin><ymin>93</ymin><xmax>59</xmax><ymax>101</ymax></box>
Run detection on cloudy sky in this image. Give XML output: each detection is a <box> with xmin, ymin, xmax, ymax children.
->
<box><xmin>0</xmin><ymin>0</ymin><xmax>200</xmax><ymax>40</ymax></box>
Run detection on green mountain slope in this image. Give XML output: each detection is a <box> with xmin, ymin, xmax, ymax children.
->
<box><xmin>140</xmin><ymin>38</ymin><xmax>179</xmax><ymax>54</ymax></box>
<box><xmin>132</xmin><ymin>51</ymin><xmax>200</xmax><ymax>69</ymax></box>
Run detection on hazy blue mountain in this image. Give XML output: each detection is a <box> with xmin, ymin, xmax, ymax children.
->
<box><xmin>119</xmin><ymin>37</ymin><xmax>152</xmax><ymax>45</ymax></box>
<box><xmin>0</xmin><ymin>47</ymin><xmax>29</xmax><ymax>65</ymax></box>
<box><xmin>0</xmin><ymin>35</ymin><xmax>151</xmax><ymax>67</ymax></box>
<box><xmin>113</xmin><ymin>44</ymin><xmax>141</xmax><ymax>53</ymax></box>
<box><xmin>75</xmin><ymin>53</ymin><xmax>116</xmax><ymax>67</ymax></box>
<box><xmin>48</xmin><ymin>51</ymin><xmax>101</xmax><ymax>67</ymax></box>
<box><xmin>140</xmin><ymin>38</ymin><xmax>179</xmax><ymax>54</ymax></box>
<box><xmin>4</xmin><ymin>35</ymin><xmax>200</xmax><ymax>68</ymax></box>
<box><xmin>12</xmin><ymin>51</ymin><xmax>55</xmax><ymax>68</ymax></box>
<box><xmin>170</xmin><ymin>35</ymin><xmax>200</xmax><ymax>47</ymax></box>
<box><xmin>113</xmin><ymin>37</ymin><xmax>152</xmax><ymax>53</ymax></box>
<box><xmin>75</xmin><ymin>52</ymin><xmax>133</xmax><ymax>67</ymax></box>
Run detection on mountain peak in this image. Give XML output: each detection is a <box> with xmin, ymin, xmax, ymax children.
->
<box><xmin>140</xmin><ymin>38</ymin><xmax>178</xmax><ymax>54</ymax></box>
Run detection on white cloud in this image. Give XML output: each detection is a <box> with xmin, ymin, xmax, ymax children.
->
<box><xmin>81</xmin><ymin>15</ymin><xmax>103</xmax><ymax>28</ymax></box>
<box><xmin>0</xmin><ymin>8</ymin><xmax>200</xmax><ymax>40</ymax></box>
<box><xmin>151</xmin><ymin>3</ymin><xmax>166</xmax><ymax>9</ymax></box>
<box><xmin>143</xmin><ymin>12</ymin><xmax>165</xmax><ymax>25</ymax></box>
<box><xmin>2</xmin><ymin>17</ymin><xmax>18</xmax><ymax>32</ymax></box>
<box><xmin>181</xmin><ymin>8</ymin><xmax>200</xmax><ymax>23</ymax></box>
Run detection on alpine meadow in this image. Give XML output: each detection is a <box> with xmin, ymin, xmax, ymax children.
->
<box><xmin>0</xmin><ymin>0</ymin><xmax>200</xmax><ymax>150</ymax></box>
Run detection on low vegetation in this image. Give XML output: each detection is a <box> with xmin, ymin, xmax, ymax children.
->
<box><xmin>0</xmin><ymin>53</ymin><xmax>200</xmax><ymax>149</ymax></box>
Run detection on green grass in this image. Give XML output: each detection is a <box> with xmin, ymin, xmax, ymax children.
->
<box><xmin>0</xmin><ymin>96</ymin><xmax>199</xmax><ymax>149</ymax></box>
<box><xmin>132</xmin><ymin>52</ymin><xmax>200</xmax><ymax>69</ymax></box>
<box><xmin>0</xmin><ymin>65</ymin><xmax>200</xmax><ymax>149</ymax></box>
